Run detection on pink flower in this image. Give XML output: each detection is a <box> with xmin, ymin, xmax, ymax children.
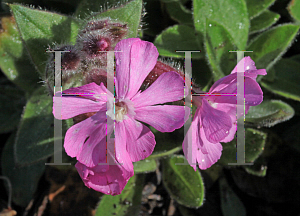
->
<box><xmin>53</xmin><ymin>38</ymin><xmax>186</xmax><ymax>194</ymax></box>
<box><xmin>183</xmin><ymin>57</ymin><xmax>267</xmax><ymax>170</ymax></box>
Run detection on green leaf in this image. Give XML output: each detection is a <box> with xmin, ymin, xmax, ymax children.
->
<box><xmin>1</xmin><ymin>132</ymin><xmax>46</xmax><ymax>207</ymax></box>
<box><xmin>74</xmin><ymin>0</ymin><xmax>119</xmax><ymax>18</ymax></box>
<box><xmin>249</xmin><ymin>10</ymin><xmax>280</xmax><ymax>34</ymax></box>
<box><xmin>0</xmin><ymin>16</ymin><xmax>39</xmax><ymax>92</ymax></box>
<box><xmin>247</xmin><ymin>24</ymin><xmax>299</xmax><ymax>71</ymax></box>
<box><xmin>218</xmin><ymin>128</ymin><xmax>267</xmax><ymax>165</ymax></box>
<box><xmin>219</xmin><ymin>177</ymin><xmax>246</xmax><ymax>216</ymax></box>
<box><xmin>204</xmin><ymin>19</ymin><xmax>237</xmax><ymax>81</ymax></box>
<box><xmin>164</xmin><ymin>0</ymin><xmax>193</xmax><ymax>25</ymax></box>
<box><xmin>154</xmin><ymin>24</ymin><xmax>203</xmax><ymax>59</ymax></box>
<box><xmin>193</xmin><ymin>0</ymin><xmax>249</xmax><ymax>50</ymax></box>
<box><xmin>133</xmin><ymin>159</ymin><xmax>157</xmax><ymax>173</ymax></box>
<box><xmin>87</xmin><ymin>0</ymin><xmax>142</xmax><ymax>38</ymax></box>
<box><xmin>147</xmin><ymin>127</ymin><xmax>182</xmax><ymax>159</ymax></box>
<box><xmin>244</xmin><ymin>156</ymin><xmax>267</xmax><ymax>177</ymax></box>
<box><xmin>245</xmin><ymin>0</ymin><xmax>276</xmax><ymax>19</ymax></box>
<box><xmin>261</xmin><ymin>58</ymin><xmax>300</xmax><ymax>101</ymax></box>
<box><xmin>95</xmin><ymin>174</ymin><xmax>144</xmax><ymax>216</ymax></box>
<box><xmin>14</xmin><ymin>87</ymin><xmax>60</xmax><ymax>166</ymax></box>
<box><xmin>162</xmin><ymin>155</ymin><xmax>204</xmax><ymax>208</ymax></box>
<box><xmin>0</xmin><ymin>84</ymin><xmax>25</xmax><ymax>133</ymax></box>
<box><xmin>288</xmin><ymin>0</ymin><xmax>300</xmax><ymax>22</ymax></box>
<box><xmin>245</xmin><ymin>100</ymin><xmax>295</xmax><ymax>127</ymax></box>
<box><xmin>9</xmin><ymin>4</ymin><xmax>81</xmax><ymax>76</ymax></box>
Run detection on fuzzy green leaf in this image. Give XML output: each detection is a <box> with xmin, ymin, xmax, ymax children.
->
<box><xmin>154</xmin><ymin>24</ymin><xmax>203</xmax><ymax>59</ymax></box>
<box><xmin>0</xmin><ymin>16</ymin><xmax>39</xmax><ymax>92</ymax></box>
<box><xmin>205</xmin><ymin>19</ymin><xmax>237</xmax><ymax>81</ymax></box>
<box><xmin>247</xmin><ymin>24</ymin><xmax>299</xmax><ymax>71</ymax></box>
<box><xmin>288</xmin><ymin>0</ymin><xmax>300</xmax><ymax>22</ymax></box>
<box><xmin>193</xmin><ymin>0</ymin><xmax>249</xmax><ymax>50</ymax></box>
<box><xmin>14</xmin><ymin>87</ymin><xmax>61</xmax><ymax>166</ymax></box>
<box><xmin>9</xmin><ymin>4</ymin><xmax>81</xmax><ymax>76</ymax></box>
<box><xmin>162</xmin><ymin>155</ymin><xmax>205</xmax><ymax>208</ymax></box>
<box><xmin>261</xmin><ymin>58</ymin><xmax>300</xmax><ymax>101</ymax></box>
<box><xmin>218</xmin><ymin>128</ymin><xmax>267</xmax><ymax>165</ymax></box>
<box><xmin>249</xmin><ymin>10</ymin><xmax>280</xmax><ymax>34</ymax></box>
<box><xmin>245</xmin><ymin>100</ymin><xmax>295</xmax><ymax>127</ymax></box>
<box><xmin>164</xmin><ymin>0</ymin><xmax>193</xmax><ymax>25</ymax></box>
<box><xmin>133</xmin><ymin>159</ymin><xmax>157</xmax><ymax>173</ymax></box>
<box><xmin>245</xmin><ymin>0</ymin><xmax>276</xmax><ymax>19</ymax></box>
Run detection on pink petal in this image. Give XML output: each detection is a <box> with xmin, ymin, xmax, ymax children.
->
<box><xmin>195</xmin><ymin>115</ymin><xmax>223</xmax><ymax>170</ymax></box>
<box><xmin>131</xmin><ymin>71</ymin><xmax>185</xmax><ymax>107</ymax></box>
<box><xmin>115</xmin><ymin>38</ymin><xmax>140</xmax><ymax>99</ymax></box>
<box><xmin>212</xmin><ymin>103</ymin><xmax>250</xmax><ymax>143</ymax></box>
<box><xmin>208</xmin><ymin>75</ymin><xmax>263</xmax><ymax>106</ymax></box>
<box><xmin>134</xmin><ymin>105</ymin><xmax>186</xmax><ymax>132</ymax></box>
<box><xmin>75</xmin><ymin>161</ymin><xmax>132</xmax><ymax>195</ymax></box>
<box><xmin>64</xmin><ymin>111</ymin><xmax>107</xmax><ymax>159</ymax></box>
<box><xmin>76</xmin><ymin>129</ymin><xmax>107</xmax><ymax>167</ymax></box>
<box><xmin>182</xmin><ymin>110</ymin><xmax>200</xmax><ymax>171</ymax></box>
<box><xmin>53</xmin><ymin>82</ymin><xmax>111</xmax><ymax>120</ymax></box>
<box><xmin>200</xmin><ymin>99</ymin><xmax>232</xmax><ymax>143</ymax></box>
<box><xmin>115</xmin><ymin>38</ymin><xmax>159</xmax><ymax>99</ymax></box>
<box><xmin>231</xmin><ymin>57</ymin><xmax>267</xmax><ymax>80</ymax></box>
<box><xmin>231</xmin><ymin>56</ymin><xmax>257</xmax><ymax>74</ymax></box>
<box><xmin>121</xmin><ymin>118</ymin><xmax>156</xmax><ymax>162</ymax></box>
<box><xmin>115</xmin><ymin>122</ymin><xmax>135</xmax><ymax>174</ymax></box>
<box><xmin>196</xmin><ymin>140</ymin><xmax>223</xmax><ymax>170</ymax></box>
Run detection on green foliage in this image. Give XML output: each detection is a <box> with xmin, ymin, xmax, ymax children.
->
<box><xmin>86</xmin><ymin>0</ymin><xmax>143</xmax><ymax>38</ymax></box>
<box><xmin>154</xmin><ymin>24</ymin><xmax>203</xmax><ymax>59</ymax></box>
<box><xmin>220</xmin><ymin>177</ymin><xmax>246</xmax><ymax>216</ymax></box>
<box><xmin>288</xmin><ymin>0</ymin><xmax>300</xmax><ymax>22</ymax></box>
<box><xmin>218</xmin><ymin>128</ymin><xmax>267</xmax><ymax>165</ymax></box>
<box><xmin>162</xmin><ymin>155</ymin><xmax>205</xmax><ymax>208</ymax></box>
<box><xmin>0</xmin><ymin>0</ymin><xmax>300</xmax><ymax>214</ymax></box>
<box><xmin>245</xmin><ymin>0</ymin><xmax>276</xmax><ymax>19</ymax></box>
<box><xmin>1</xmin><ymin>132</ymin><xmax>46</xmax><ymax>207</ymax></box>
<box><xmin>9</xmin><ymin>4</ymin><xmax>81</xmax><ymax>76</ymax></box>
<box><xmin>14</xmin><ymin>87</ymin><xmax>60</xmax><ymax>166</ymax></box>
<box><xmin>249</xmin><ymin>10</ymin><xmax>280</xmax><ymax>34</ymax></box>
<box><xmin>0</xmin><ymin>16</ymin><xmax>39</xmax><ymax>92</ymax></box>
<box><xmin>193</xmin><ymin>0</ymin><xmax>249</xmax><ymax>50</ymax></box>
<box><xmin>245</xmin><ymin>100</ymin><xmax>295</xmax><ymax>127</ymax></box>
<box><xmin>247</xmin><ymin>24</ymin><xmax>299</xmax><ymax>70</ymax></box>
<box><xmin>261</xmin><ymin>58</ymin><xmax>300</xmax><ymax>101</ymax></box>
<box><xmin>0</xmin><ymin>82</ymin><xmax>25</xmax><ymax>133</ymax></box>
<box><xmin>133</xmin><ymin>159</ymin><xmax>157</xmax><ymax>173</ymax></box>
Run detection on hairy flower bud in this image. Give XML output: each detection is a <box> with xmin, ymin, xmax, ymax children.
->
<box><xmin>77</xmin><ymin>19</ymin><xmax>128</xmax><ymax>61</ymax></box>
<box><xmin>45</xmin><ymin>45</ymin><xmax>81</xmax><ymax>95</ymax></box>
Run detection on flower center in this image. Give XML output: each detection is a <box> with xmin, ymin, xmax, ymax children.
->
<box><xmin>115</xmin><ymin>101</ymin><xmax>128</xmax><ymax>122</ymax></box>
<box><xmin>106</xmin><ymin>98</ymin><xmax>135</xmax><ymax>122</ymax></box>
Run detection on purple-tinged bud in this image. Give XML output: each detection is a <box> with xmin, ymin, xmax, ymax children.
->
<box><xmin>77</xmin><ymin>19</ymin><xmax>128</xmax><ymax>61</ymax></box>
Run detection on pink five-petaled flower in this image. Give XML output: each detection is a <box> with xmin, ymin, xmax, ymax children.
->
<box><xmin>53</xmin><ymin>38</ymin><xmax>186</xmax><ymax>195</ymax></box>
<box><xmin>183</xmin><ymin>56</ymin><xmax>267</xmax><ymax>170</ymax></box>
